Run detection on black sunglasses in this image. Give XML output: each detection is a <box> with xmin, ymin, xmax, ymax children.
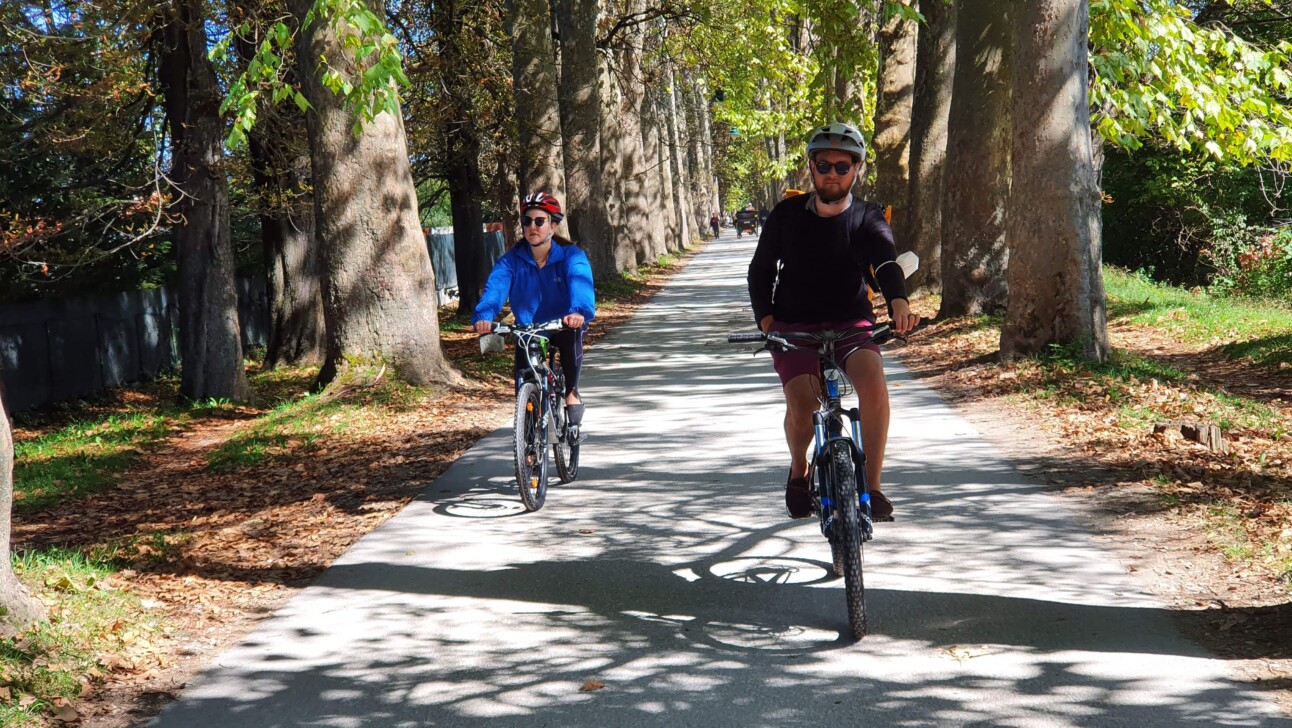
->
<box><xmin>813</xmin><ymin>160</ymin><xmax>855</xmax><ymax>176</ymax></box>
<box><xmin>521</xmin><ymin>216</ymin><xmax>549</xmax><ymax>227</ymax></box>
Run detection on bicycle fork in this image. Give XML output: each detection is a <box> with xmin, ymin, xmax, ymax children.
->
<box><xmin>812</xmin><ymin>409</ymin><xmax>875</xmax><ymax>543</ymax></box>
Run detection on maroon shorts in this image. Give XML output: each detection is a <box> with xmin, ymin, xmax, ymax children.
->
<box><xmin>769</xmin><ymin>318</ymin><xmax>881</xmax><ymax>387</ymax></box>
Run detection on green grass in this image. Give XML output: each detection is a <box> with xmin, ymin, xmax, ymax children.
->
<box><xmin>13</xmin><ymin>365</ymin><xmax>324</xmax><ymax>509</ymax></box>
<box><xmin>14</xmin><ymin>414</ymin><xmax>173</xmax><ymax>509</ymax></box>
<box><xmin>0</xmin><ymin>548</ymin><xmax>163</xmax><ymax>726</ymax></box>
<box><xmin>205</xmin><ymin>380</ymin><xmax>429</xmax><ymax>471</ymax></box>
<box><xmin>205</xmin><ymin>393</ymin><xmax>336</xmax><ymax>471</ymax></box>
<box><xmin>1104</xmin><ymin>267</ymin><xmax>1292</xmax><ymax>368</ymax></box>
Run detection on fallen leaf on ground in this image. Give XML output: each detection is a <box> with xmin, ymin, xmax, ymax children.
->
<box><xmin>579</xmin><ymin>679</ymin><xmax>606</xmax><ymax>692</ymax></box>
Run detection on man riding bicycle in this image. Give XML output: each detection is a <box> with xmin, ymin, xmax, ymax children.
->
<box><xmin>472</xmin><ymin>192</ymin><xmax>596</xmax><ymax>427</ymax></box>
<box><xmin>746</xmin><ymin>122</ymin><xmax>919</xmax><ymax>521</ymax></box>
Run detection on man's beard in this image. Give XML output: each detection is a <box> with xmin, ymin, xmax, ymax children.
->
<box><xmin>816</xmin><ymin>185</ymin><xmax>850</xmax><ymax>204</ymax></box>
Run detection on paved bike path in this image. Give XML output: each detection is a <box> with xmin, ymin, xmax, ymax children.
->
<box><xmin>153</xmin><ymin>233</ymin><xmax>1287</xmax><ymax>727</ymax></box>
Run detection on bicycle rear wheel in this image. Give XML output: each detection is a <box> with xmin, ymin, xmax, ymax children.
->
<box><xmin>514</xmin><ymin>382</ymin><xmax>549</xmax><ymax>511</ymax></box>
<box><xmin>827</xmin><ymin>439</ymin><xmax>866</xmax><ymax>639</ymax></box>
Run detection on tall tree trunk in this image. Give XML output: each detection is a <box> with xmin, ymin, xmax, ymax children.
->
<box><xmin>236</xmin><ymin>9</ymin><xmax>324</xmax><ymax>368</ymax></box>
<box><xmin>695</xmin><ymin>79</ymin><xmax>720</xmax><ymax>219</ymax></box>
<box><xmin>509</xmin><ymin>0</ymin><xmax>566</xmax><ymax>202</ymax></box>
<box><xmin>906</xmin><ymin>0</ymin><xmax>955</xmax><ymax>295</ymax></box>
<box><xmin>682</xmin><ymin>82</ymin><xmax>708</xmax><ymax>232</ymax></box>
<box><xmin>615</xmin><ymin>10</ymin><xmax>654</xmax><ymax>267</ymax></box>
<box><xmin>159</xmin><ymin>0</ymin><xmax>249</xmax><ymax>401</ymax></box>
<box><xmin>872</xmin><ymin>0</ymin><xmax>918</xmax><ymax>249</ymax></box>
<box><xmin>292</xmin><ymin>0</ymin><xmax>462</xmax><ymax>387</ymax></box>
<box><xmin>0</xmin><ymin>393</ymin><xmax>46</xmax><ymax>637</ymax></box>
<box><xmin>939</xmin><ymin>0</ymin><xmax>1011</xmax><ymax>318</ymax></box>
<box><xmin>1000</xmin><ymin>0</ymin><xmax>1108</xmax><ymax>360</ymax></box>
<box><xmin>599</xmin><ymin>55</ymin><xmax>631</xmax><ymax>273</ymax></box>
<box><xmin>555</xmin><ymin>0</ymin><xmax>615</xmax><ymax>277</ymax></box>
<box><xmin>663</xmin><ymin>64</ymin><xmax>692</xmax><ymax>250</ymax></box>
<box><xmin>255</xmin><ymin>143</ymin><xmax>324</xmax><ymax>367</ymax></box>
<box><xmin>437</xmin><ymin>3</ymin><xmax>490</xmax><ymax>312</ymax></box>
<box><xmin>492</xmin><ymin>156</ymin><xmax>520</xmax><ymax>247</ymax></box>
<box><xmin>446</xmin><ymin>128</ymin><xmax>488</xmax><ymax>313</ymax></box>
<box><xmin>639</xmin><ymin>84</ymin><xmax>669</xmax><ymax>261</ymax></box>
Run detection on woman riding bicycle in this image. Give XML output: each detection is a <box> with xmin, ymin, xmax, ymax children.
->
<box><xmin>472</xmin><ymin>192</ymin><xmax>596</xmax><ymax>426</ymax></box>
<box><xmin>746</xmin><ymin>122</ymin><xmax>919</xmax><ymax>521</ymax></box>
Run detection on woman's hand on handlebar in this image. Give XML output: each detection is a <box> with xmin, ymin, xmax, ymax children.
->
<box><xmin>889</xmin><ymin>299</ymin><xmax>920</xmax><ymax>334</ymax></box>
<box><xmin>473</xmin><ymin>320</ymin><xmax>494</xmax><ymax>335</ymax></box>
<box><xmin>563</xmin><ymin>313</ymin><xmax>585</xmax><ymax>329</ymax></box>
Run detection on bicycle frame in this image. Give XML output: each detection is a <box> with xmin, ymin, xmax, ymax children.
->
<box><xmin>493</xmin><ymin>321</ymin><xmax>568</xmax><ymax>437</ymax></box>
<box><xmin>758</xmin><ymin>327</ymin><xmax>891</xmax><ymax>540</ymax></box>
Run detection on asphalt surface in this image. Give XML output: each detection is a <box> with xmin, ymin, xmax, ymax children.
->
<box><xmin>151</xmin><ymin>231</ymin><xmax>1289</xmax><ymax>727</ymax></box>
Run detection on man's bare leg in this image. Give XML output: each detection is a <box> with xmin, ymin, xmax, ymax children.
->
<box><xmin>845</xmin><ymin>349</ymin><xmax>890</xmax><ymax>495</ymax></box>
<box><xmin>782</xmin><ymin>373</ymin><xmax>819</xmax><ymax>517</ymax></box>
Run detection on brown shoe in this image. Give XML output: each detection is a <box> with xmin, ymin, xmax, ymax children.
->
<box><xmin>786</xmin><ymin>475</ymin><xmax>812</xmax><ymax>519</ymax></box>
<box><xmin>870</xmin><ymin>490</ymin><xmax>894</xmax><ymax>521</ymax></box>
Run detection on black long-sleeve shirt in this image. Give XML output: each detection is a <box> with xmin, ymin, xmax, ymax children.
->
<box><xmin>747</xmin><ymin>194</ymin><xmax>909</xmax><ymax>325</ymax></box>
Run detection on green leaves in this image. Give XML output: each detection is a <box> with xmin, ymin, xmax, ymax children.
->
<box><xmin>1091</xmin><ymin>0</ymin><xmax>1292</xmax><ymax>164</ymax></box>
<box><xmin>213</xmin><ymin>0</ymin><xmax>406</xmax><ymax>146</ymax></box>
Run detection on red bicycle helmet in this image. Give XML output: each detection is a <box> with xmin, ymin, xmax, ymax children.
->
<box><xmin>520</xmin><ymin>192</ymin><xmax>563</xmax><ymax>223</ymax></box>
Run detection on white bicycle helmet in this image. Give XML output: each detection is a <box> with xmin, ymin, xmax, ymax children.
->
<box><xmin>806</xmin><ymin>122</ymin><xmax>866</xmax><ymax>161</ymax></box>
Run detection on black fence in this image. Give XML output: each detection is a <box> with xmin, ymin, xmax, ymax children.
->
<box><xmin>1</xmin><ymin>231</ymin><xmax>506</xmax><ymax>412</ymax></box>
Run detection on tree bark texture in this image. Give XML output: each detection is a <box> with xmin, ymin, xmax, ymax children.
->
<box><xmin>555</xmin><ymin>0</ymin><xmax>616</xmax><ymax>278</ymax></box>
<box><xmin>906</xmin><ymin>0</ymin><xmax>955</xmax><ymax>295</ymax></box>
<box><xmin>255</xmin><ymin>143</ymin><xmax>325</xmax><ymax>368</ymax></box>
<box><xmin>872</xmin><ymin>0</ymin><xmax>917</xmax><ymax>249</ymax></box>
<box><xmin>160</xmin><ymin>0</ymin><xmax>249</xmax><ymax>402</ymax></box>
<box><xmin>447</xmin><ymin>128</ymin><xmax>488</xmax><ymax>313</ymax></box>
<box><xmin>292</xmin><ymin>0</ymin><xmax>461</xmax><ymax>387</ymax></box>
<box><xmin>939</xmin><ymin>0</ymin><xmax>1011</xmax><ymax>318</ymax></box>
<box><xmin>599</xmin><ymin>53</ymin><xmax>631</xmax><ymax>273</ymax></box>
<box><xmin>236</xmin><ymin>6</ymin><xmax>324</xmax><ymax>368</ymax></box>
<box><xmin>663</xmin><ymin>64</ymin><xmax>693</xmax><ymax>250</ymax></box>
<box><xmin>695</xmin><ymin>79</ymin><xmax>720</xmax><ymax>219</ymax></box>
<box><xmin>682</xmin><ymin>82</ymin><xmax>710</xmax><ymax>232</ymax></box>
<box><xmin>640</xmin><ymin>88</ymin><xmax>670</xmax><ymax>261</ymax></box>
<box><xmin>508</xmin><ymin>0</ymin><xmax>566</xmax><ymax>202</ymax></box>
<box><xmin>1000</xmin><ymin>0</ymin><xmax>1108</xmax><ymax>361</ymax></box>
<box><xmin>0</xmin><ymin>394</ymin><xmax>46</xmax><ymax>636</ymax></box>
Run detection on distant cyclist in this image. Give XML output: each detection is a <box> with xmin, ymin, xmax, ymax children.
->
<box><xmin>710</xmin><ymin>212</ymin><xmax>721</xmax><ymax>238</ymax></box>
<box><xmin>472</xmin><ymin>192</ymin><xmax>595</xmax><ymax>427</ymax></box>
<box><xmin>746</xmin><ymin>122</ymin><xmax>919</xmax><ymax>521</ymax></box>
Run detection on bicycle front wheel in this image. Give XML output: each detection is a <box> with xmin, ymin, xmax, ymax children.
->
<box><xmin>553</xmin><ymin>400</ymin><xmax>580</xmax><ymax>484</ymax></box>
<box><xmin>827</xmin><ymin>439</ymin><xmax>867</xmax><ymax>639</ymax></box>
<box><xmin>552</xmin><ymin>374</ymin><xmax>579</xmax><ymax>483</ymax></box>
<box><xmin>514</xmin><ymin>382</ymin><xmax>549</xmax><ymax>511</ymax></box>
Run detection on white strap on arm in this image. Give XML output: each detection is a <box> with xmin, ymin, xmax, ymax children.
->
<box><xmin>873</xmin><ymin>260</ymin><xmax>899</xmax><ymax>276</ymax></box>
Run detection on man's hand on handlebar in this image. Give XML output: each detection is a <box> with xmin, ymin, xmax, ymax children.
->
<box><xmin>889</xmin><ymin>299</ymin><xmax>920</xmax><ymax>335</ymax></box>
<box><xmin>759</xmin><ymin>315</ymin><xmax>774</xmax><ymax>334</ymax></box>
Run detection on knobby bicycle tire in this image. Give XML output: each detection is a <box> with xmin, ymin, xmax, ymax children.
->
<box><xmin>827</xmin><ymin>439</ymin><xmax>867</xmax><ymax>639</ymax></box>
<box><xmin>514</xmin><ymin>382</ymin><xmax>548</xmax><ymax>511</ymax></box>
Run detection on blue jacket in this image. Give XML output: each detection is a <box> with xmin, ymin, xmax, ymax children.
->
<box><xmin>471</xmin><ymin>241</ymin><xmax>596</xmax><ymax>326</ymax></box>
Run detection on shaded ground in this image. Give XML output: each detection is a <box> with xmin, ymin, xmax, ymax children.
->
<box><xmin>896</xmin><ymin>297</ymin><xmax>1292</xmax><ymax>713</ymax></box>
<box><xmin>9</xmin><ymin>260</ymin><xmax>675</xmax><ymax>727</ymax></box>
<box><xmin>10</xmin><ymin>257</ymin><xmax>1291</xmax><ymax>724</ymax></box>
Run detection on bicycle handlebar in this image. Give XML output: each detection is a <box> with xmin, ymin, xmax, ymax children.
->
<box><xmin>727</xmin><ymin>324</ymin><xmax>905</xmax><ymax>351</ymax></box>
<box><xmin>489</xmin><ymin>319</ymin><xmax>567</xmax><ymax>336</ymax></box>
